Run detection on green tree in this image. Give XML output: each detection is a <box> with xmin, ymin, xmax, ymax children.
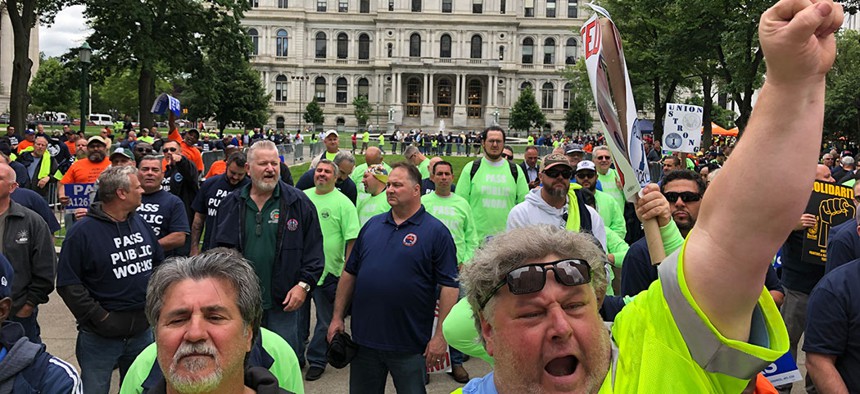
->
<box><xmin>509</xmin><ymin>87</ymin><xmax>546</xmax><ymax>133</ymax></box>
<box><xmin>83</xmin><ymin>0</ymin><xmax>250</xmax><ymax>128</ymax></box>
<box><xmin>28</xmin><ymin>57</ymin><xmax>76</xmax><ymax>113</ymax></box>
<box><xmin>564</xmin><ymin>98</ymin><xmax>593</xmax><ymax>135</ymax></box>
<box><xmin>353</xmin><ymin>96</ymin><xmax>371</xmax><ymax>130</ymax></box>
<box><xmin>824</xmin><ymin>29</ymin><xmax>860</xmax><ymax>143</ymax></box>
<box><xmin>304</xmin><ymin>99</ymin><xmax>325</xmax><ymax>130</ymax></box>
<box><xmin>91</xmin><ymin>68</ymin><xmax>172</xmax><ymax>118</ymax></box>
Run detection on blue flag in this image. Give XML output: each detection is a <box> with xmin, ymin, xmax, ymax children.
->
<box><xmin>151</xmin><ymin>93</ymin><xmax>181</xmax><ymax>117</ymax></box>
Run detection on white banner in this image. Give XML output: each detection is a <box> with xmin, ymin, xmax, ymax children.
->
<box><xmin>581</xmin><ymin>4</ymin><xmax>649</xmax><ymax>202</ymax></box>
<box><xmin>662</xmin><ymin>103</ymin><xmax>703</xmax><ymax>153</ymax></box>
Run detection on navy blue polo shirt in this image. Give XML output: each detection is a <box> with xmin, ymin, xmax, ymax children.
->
<box><xmin>345</xmin><ymin>206</ymin><xmax>458</xmax><ymax>353</ymax></box>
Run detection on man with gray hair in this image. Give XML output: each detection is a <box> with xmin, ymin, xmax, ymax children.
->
<box><xmin>140</xmin><ymin>249</ymin><xmax>294</xmax><ymax>393</ymax></box>
<box><xmin>57</xmin><ymin>165</ymin><xmax>164</xmax><ymax>393</ymax></box>
<box><xmin>833</xmin><ymin>155</ymin><xmax>856</xmax><ymax>183</ymax></box>
<box><xmin>215</xmin><ymin>140</ymin><xmax>324</xmax><ymax>367</ymax></box>
<box><xmin>295</xmin><ymin>151</ymin><xmax>358</xmax><ymax>204</ymax></box>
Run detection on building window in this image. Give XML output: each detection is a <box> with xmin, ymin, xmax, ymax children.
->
<box><xmin>500</xmin><ymin>0</ymin><xmax>505</xmax><ymax>13</ymax></box>
<box><xmin>358</xmin><ymin>34</ymin><xmax>370</xmax><ymax>60</ymax></box>
<box><xmin>412</xmin><ymin>0</ymin><xmax>421</xmax><ymax>12</ymax></box>
<box><xmin>278</xmin><ymin>0</ymin><xmax>288</xmax><ymax>8</ymax></box>
<box><xmin>315</xmin><ymin>32</ymin><xmax>327</xmax><ymax>58</ymax></box>
<box><xmin>522</xmin><ymin>37</ymin><xmax>534</xmax><ymax>64</ymax></box>
<box><xmin>275</xmin><ymin>75</ymin><xmax>288</xmax><ymax>102</ymax></box>
<box><xmin>473</xmin><ymin>0</ymin><xmax>482</xmax><ymax>13</ymax></box>
<box><xmin>336</xmin><ymin>78</ymin><xmax>348</xmax><ymax>103</ymax></box>
<box><xmin>360</xmin><ymin>0</ymin><xmax>370</xmax><ymax>12</ymax></box>
<box><xmin>407</xmin><ymin>78</ymin><xmax>422</xmax><ymax>117</ymax></box>
<box><xmin>568</xmin><ymin>0</ymin><xmax>577</xmax><ymax>17</ymax></box>
<box><xmin>318</xmin><ymin>0</ymin><xmax>327</xmax><ymax>12</ymax></box>
<box><xmin>499</xmin><ymin>45</ymin><xmax>505</xmax><ymax>60</ymax></box>
<box><xmin>525</xmin><ymin>0</ymin><xmax>534</xmax><ymax>17</ymax></box>
<box><xmin>248</xmin><ymin>28</ymin><xmax>259</xmax><ymax>56</ymax></box>
<box><xmin>547</xmin><ymin>0</ymin><xmax>556</xmax><ymax>17</ymax></box>
<box><xmin>563</xmin><ymin>83</ymin><xmax>572</xmax><ymax>109</ymax></box>
<box><xmin>520</xmin><ymin>81</ymin><xmax>532</xmax><ymax>91</ymax></box>
<box><xmin>315</xmin><ymin>77</ymin><xmax>327</xmax><ymax>102</ymax></box>
<box><xmin>440</xmin><ymin>34</ymin><xmax>452</xmax><ymax>58</ymax></box>
<box><xmin>442</xmin><ymin>0</ymin><xmax>452</xmax><ymax>12</ymax></box>
<box><xmin>357</xmin><ymin>78</ymin><xmax>370</xmax><ymax>98</ymax></box>
<box><xmin>387</xmin><ymin>43</ymin><xmax>393</xmax><ymax>57</ymax></box>
<box><xmin>470</xmin><ymin>35</ymin><xmax>482</xmax><ymax>59</ymax></box>
<box><xmin>467</xmin><ymin>80</ymin><xmax>482</xmax><ymax>118</ymax></box>
<box><xmin>544</xmin><ymin>38</ymin><xmax>556</xmax><ymax>64</ymax></box>
<box><xmin>337</xmin><ymin>33</ymin><xmax>348</xmax><ymax>59</ymax></box>
<box><xmin>339</xmin><ymin>0</ymin><xmax>348</xmax><ymax>12</ymax></box>
<box><xmin>250</xmin><ymin>0</ymin><xmax>258</xmax><ymax>7</ymax></box>
<box><xmin>436</xmin><ymin>78</ymin><xmax>452</xmax><ymax>118</ymax></box>
<box><xmin>276</xmin><ymin>116</ymin><xmax>285</xmax><ymax>130</ymax></box>
<box><xmin>276</xmin><ymin>29</ymin><xmax>288</xmax><ymax>57</ymax></box>
<box><xmin>541</xmin><ymin>82</ymin><xmax>554</xmax><ymax>109</ymax></box>
<box><xmin>389</xmin><ymin>0</ymin><xmax>394</xmax><ymax>11</ymax></box>
<box><xmin>409</xmin><ymin>33</ymin><xmax>421</xmax><ymax>57</ymax></box>
<box><xmin>565</xmin><ymin>38</ymin><xmax>577</xmax><ymax>64</ymax></box>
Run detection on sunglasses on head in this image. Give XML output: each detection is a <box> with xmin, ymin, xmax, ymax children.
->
<box><xmin>479</xmin><ymin>259</ymin><xmax>592</xmax><ymax>309</ymax></box>
<box><xmin>162</xmin><ymin>147</ymin><xmax>178</xmax><ymax>153</ymax></box>
<box><xmin>544</xmin><ymin>167</ymin><xmax>573</xmax><ymax>179</ymax></box>
<box><xmin>663</xmin><ymin>191</ymin><xmax>702</xmax><ymax>203</ymax></box>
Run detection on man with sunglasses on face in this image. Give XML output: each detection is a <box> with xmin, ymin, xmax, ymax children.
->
<box><xmin>575</xmin><ymin>161</ymin><xmax>626</xmax><ymax>241</ymax></box>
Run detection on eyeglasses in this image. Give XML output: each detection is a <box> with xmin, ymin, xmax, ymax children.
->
<box><xmin>162</xmin><ymin>147</ymin><xmax>178</xmax><ymax>153</ymax></box>
<box><xmin>255</xmin><ymin>211</ymin><xmax>263</xmax><ymax>236</ymax></box>
<box><xmin>479</xmin><ymin>259</ymin><xmax>592</xmax><ymax>309</ymax></box>
<box><xmin>544</xmin><ymin>168</ymin><xmax>573</xmax><ymax>179</ymax></box>
<box><xmin>595</xmin><ymin>156</ymin><xmax>611</xmax><ymax>160</ymax></box>
<box><xmin>501</xmin><ymin>153</ymin><xmax>513</xmax><ymax>160</ymax></box>
<box><xmin>575</xmin><ymin>172</ymin><xmax>596</xmax><ymax>179</ymax></box>
<box><xmin>663</xmin><ymin>191</ymin><xmax>702</xmax><ymax>203</ymax></box>
<box><xmin>136</xmin><ymin>147</ymin><xmax>153</xmax><ymax>153</ymax></box>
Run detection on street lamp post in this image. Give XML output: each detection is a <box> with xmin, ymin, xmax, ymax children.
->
<box><xmin>291</xmin><ymin>75</ymin><xmax>309</xmax><ymax>133</ymax></box>
<box><xmin>78</xmin><ymin>42</ymin><xmax>92</xmax><ymax>135</ymax></box>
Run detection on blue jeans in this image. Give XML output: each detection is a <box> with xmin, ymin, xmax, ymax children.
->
<box><xmin>263</xmin><ymin>307</ymin><xmax>301</xmax><ymax>365</ymax></box>
<box><xmin>306</xmin><ymin>289</ymin><xmax>335</xmax><ymax>369</ymax></box>
<box><xmin>349</xmin><ymin>345</ymin><xmax>426</xmax><ymax>394</ymax></box>
<box><xmin>76</xmin><ymin>328</ymin><xmax>153</xmax><ymax>394</ymax></box>
<box><xmin>10</xmin><ymin>306</ymin><xmax>40</xmax><ymax>344</ymax></box>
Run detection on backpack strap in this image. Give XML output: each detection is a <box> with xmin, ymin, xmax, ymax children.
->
<box><xmin>573</xmin><ymin>189</ymin><xmax>593</xmax><ymax>232</ymax></box>
<box><xmin>468</xmin><ymin>158</ymin><xmax>483</xmax><ymax>181</ymax></box>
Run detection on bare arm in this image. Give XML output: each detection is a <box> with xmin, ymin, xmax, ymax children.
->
<box><xmin>684</xmin><ymin>0</ymin><xmax>843</xmax><ymax>341</ymax></box>
<box><xmin>158</xmin><ymin>232</ymin><xmax>186</xmax><ymax>251</ymax></box>
<box><xmin>806</xmin><ymin>353</ymin><xmax>848</xmax><ymax>394</ymax></box>
<box><xmin>327</xmin><ymin>271</ymin><xmax>356</xmax><ymax>342</ymax></box>
<box><xmin>190</xmin><ymin>212</ymin><xmax>205</xmax><ymax>256</ymax></box>
<box><xmin>344</xmin><ymin>239</ymin><xmax>355</xmax><ymax>264</ymax></box>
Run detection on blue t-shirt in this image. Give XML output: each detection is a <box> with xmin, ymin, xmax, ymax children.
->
<box><xmin>191</xmin><ymin>174</ymin><xmax>249</xmax><ymax>251</ymax></box>
<box><xmin>137</xmin><ymin>190</ymin><xmax>190</xmax><ymax>239</ymax></box>
<box><xmin>11</xmin><ymin>188</ymin><xmax>60</xmax><ymax>233</ymax></box>
<box><xmin>826</xmin><ymin>219</ymin><xmax>860</xmax><ymax>274</ymax></box>
<box><xmin>345</xmin><ymin>206</ymin><xmax>459</xmax><ymax>353</ymax></box>
<box><xmin>295</xmin><ymin>169</ymin><xmax>358</xmax><ymax>205</ymax></box>
<box><xmin>57</xmin><ymin>211</ymin><xmax>164</xmax><ymax>311</ymax></box>
<box><xmin>803</xmin><ymin>260</ymin><xmax>860</xmax><ymax>391</ymax></box>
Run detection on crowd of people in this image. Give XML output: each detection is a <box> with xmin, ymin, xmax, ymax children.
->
<box><xmin>0</xmin><ymin>0</ymin><xmax>855</xmax><ymax>392</ymax></box>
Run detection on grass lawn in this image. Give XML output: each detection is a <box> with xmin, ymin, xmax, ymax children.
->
<box><xmin>289</xmin><ymin>154</ymin><xmax>506</xmax><ymax>185</ymax></box>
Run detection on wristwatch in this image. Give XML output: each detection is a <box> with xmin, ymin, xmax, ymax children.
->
<box><xmin>297</xmin><ymin>281</ymin><xmax>311</xmax><ymax>293</ymax></box>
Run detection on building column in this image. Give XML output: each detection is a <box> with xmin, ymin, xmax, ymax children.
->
<box><xmin>423</xmin><ymin>73</ymin><xmax>429</xmax><ymax>104</ymax></box>
<box><xmin>396</xmin><ymin>72</ymin><xmax>402</xmax><ymax>104</ymax></box>
<box><xmin>455</xmin><ymin>74</ymin><xmax>462</xmax><ymax>105</ymax></box>
<box><xmin>428</xmin><ymin>74</ymin><xmax>435</xmax><ymax>104</ymax></box>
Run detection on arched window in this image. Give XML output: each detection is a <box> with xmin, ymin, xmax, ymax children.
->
<box><xmin>563</xmin><ymin>82</ymin><xmax>572</xmax><ymax>109</ymax></box>
<box><xmin>541</xmin><ymin>82</ymin><xmax>554</xmax><ymax>109</ymax></box>
<box><xmin>470</xmin><ymin>35</ymin><xmax>482</xmax><ymax>59</ymax></box>
<box><xmin>544</xmin><ymin>38</ymin><xmax>556</xmax><ymax>64</ymax></box>
<box><xmin>522</xmin><ymin>37</ymin><xmax>534</xmax><ymax>64</ymax></box>
<box><xmin>565</xmin><ymin>38</ymin><xmax>577</xmax><ymax>64</ymax></box>
<box><xmin>358</xmin><ymin>34</ymin><xmax>370</xmax><ymax>60</ymax></box>
<box><xmin>336</xmin><ymin>77</ymin><xmax>348</xmax><ymax>103</ymax></box>
<box><xmin>276</xmin><ymin>29</ymin><xmax>288</xmax><ymax>57</ymax></box>
<box><xmin>440</xmin><ymin>34</ymin><xmax>452</xmax><ymax>58</ymax></box>
<box><xmin>276</xmin><ymin>116</ymin><xmax>285</xmax><ymax>130</ymax></box>
<box><xmin>315</xmin><ymin>32</ymin><xmax>327</xmax><ymax>58</ymax></box>
<box><xmin>275</xmin><ymin>75</ymin><xmax>288</xmax><ymax>102</ymax></box>
<box><xmin>520</xmin><ymin>81</ymin><xmax>532</xmax><ymax>91</ymax></box>
<box><xmin>337</xmin><ymin>33</ymin><xmax>348</xmax><ymax>59</ymax></box>
<box><xmin>406</xmin><ymin>78</ymin><xmax>422</xmax><ymax>117</ymax></box>
<box><xmin>357</xmin><ymin>78</ymin><xmax>370</xmax><ymax>98</ymax></box>
<box><xmin>409</xmin><ymin>33</ymin><xmax>421</xmax><ymax>57</ymax></box>
<box><xmin>436</xmin><ymin>78</ymin><xmax>452</xmax><ymax>118</ymax></box>
<box><xmin>248</xmin><ymin>28</ymin><xmax>259</xmax><ymax>56</ymax></box>
<box><xmin>467</xmin><ymin>80</ymin><xmax>482</xmax><ymax>118</ymax></box>
<box><xmin>315</xmin><ymin>77</ymin><xmax>326</xmax><ymax>102</ymax></box>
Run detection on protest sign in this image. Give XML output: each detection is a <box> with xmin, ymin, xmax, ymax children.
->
<box><xmin>662</xmin><ymin>103</ymin><xmax>703</xmax><ymax>153</ymax></box>
<box><xmin>65</xmin><ymin>183</ymin><xmax>96</xmax><ymax>209</ymax></box>
<box><xmin>762</xmin><ymin>352</ymin><xmax>802</xmax><ymax>386</ymax></box>
<box><xmin>803</xmin><ymin>181</ymin><xmax>854</xmax><ymax>265</ymax></box>
<box><xmin>151</xmin><ymin>93</ymin><xmax>181</xmax><ymax>117</ymax></box>
<box><xmin>425</xmin><ymin>301</ymin><xmax>452</xmax><ymax>375</ymax></box>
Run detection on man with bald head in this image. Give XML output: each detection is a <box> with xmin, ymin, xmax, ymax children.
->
<box><xmin>351</xmin><ymin>146</ymin><xmax>391</xmax><ymax>195</ymax></box>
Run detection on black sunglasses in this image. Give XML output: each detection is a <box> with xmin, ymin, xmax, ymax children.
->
<box><xmin>479</xmin><ymin>259</ymin><xmax>592</xmax><ymax>309</ymax></box>
<box><xmin>162</xmin><ymin>147</ymin><xmax>178</xmax><ymax>153</ymax></box>
<box><xmin>595</xmin><ymin>155</ymin><xmax>611</xmax><ymax>160</ymax></box>
<box><xmin>663</xmin><ymin>191</ymin><xmax>702</xmax><ymax>203</ymax></box>
<box><xmin>544</xmin><ymin>168</ymin><xmax>573</xmax><ymax>179</ymax></box>
<box><xmin>135</xmin><ymin>147</ymin><xmax>153</xmax><ymax>153</ymax></box>
<box><xmin>575</xmin><ymin>172</ymin><xmax>596</xmax><ymax>179</ymax></box>
<box><xmin>501</xmin><ymin>153</ymin><xmax>513</xmax><ymax>160</ymax></box>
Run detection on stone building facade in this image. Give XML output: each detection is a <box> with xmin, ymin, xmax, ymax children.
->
<box><xmin>0</xmin><ymin>8</ymin><xmax>40</xmax><ymax>114</ymax></box>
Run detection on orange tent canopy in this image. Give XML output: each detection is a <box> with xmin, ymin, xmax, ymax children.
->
<box><xmin>707</xmin><ymin>123</ymin><xmax>738</xmax><ymax>137</ymax></box>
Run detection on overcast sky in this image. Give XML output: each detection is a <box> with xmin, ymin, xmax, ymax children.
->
<box><xmin>40</xmin><ymin>5</ymin><xmax>90</xmax><ymax>58</ymax></box>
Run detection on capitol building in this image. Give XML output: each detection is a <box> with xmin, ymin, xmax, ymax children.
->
<box><xmin>244</xmin><ymin>0</ymin><xmax>584</xmax><ymax>133</ymax></box>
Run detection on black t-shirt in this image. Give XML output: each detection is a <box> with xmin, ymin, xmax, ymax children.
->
<box><xmin>781</xmin><ymin>229</ymin><xmax>826</xmax><ymax>294</ymax></box>
<box><xmin>191</xmin><ymin>174</ymin><xmax>249</xmax><ymax>251</ymax></box>
<box><xmin>803</xmin><ymin>260</ymin><xmax>860</xmax><ymax>391</ymax></box>
<box><xmin>162</xmin><ymin>157</ymin><xmax>199</xmax><ymax>226</ymax></box>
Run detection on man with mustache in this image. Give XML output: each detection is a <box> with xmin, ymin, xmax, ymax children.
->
<box><xmin>215</xmin><ymin>140</ymin><xmax>324</xmax><ymax>364</ymax></box>
<box><xmin>58</xmin><ymin>136</ymin><xmax>112</xmax><ymax>226</ymax></box>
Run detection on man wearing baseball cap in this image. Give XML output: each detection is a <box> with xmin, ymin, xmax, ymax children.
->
<box><xmin>315</xmin><ymin>130</ymin><xmax>342</xmax><ymax>165</ymax></box>
<box><xmin>575</xmin><ymin>160</ymin><xmax>626</xmax><ymax>240</ymax></box>
<box><xmin>564</xmin><ymin>143</ymin><xmax>586</xmax><ymax>168</ymax></box>
<box><xmin>109</xmin><ymin>147</ymin><xmax>135</xmax><ymax>167</ymax></box>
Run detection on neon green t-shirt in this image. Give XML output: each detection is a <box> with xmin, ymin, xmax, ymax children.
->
<box><xmin>417</xmin><ymin>157</ymin><xmax>431</xmax><ymax>180</ymax></box>
<box><xmin>844</xmin><ymin>178</ymin><xmax>856</xmax><ymax>188</ymax></box>
<box><xmin>378</xmin><ymin>134</ymin><xmax>384</xmax><ymax>144</ymax></box>
<box><xmin>597</xmin><ymin>168</ymin><xmax>626</xmax><ymax>210</ymax></box>
<box><xmin>325</xmin><ymin>150</ymin><xmax>337</xmax><ymax>161</ymax></box>
<box><xmin>304</xmin><ymin>189</ymin><xmax>360</xmax><ymax>284</ymax></box>
<box><xmin>357</xmin><ymin>190</ymin><xmax>389</xmax><ymax>226</ymax></box>
<box><xmin>422</xmin><ymin>192</ymin><xmax>479</xmax><ymax>265</ymax></box>
<box><xmin>119</xmin><ymin>328</ymin><xmax>304</xmax><ymax>394</ymax></box>
<box><xmin>362</xmin><ymin>131</ymin><xmax>370</xmax><ymax>143</ymax></box>
<box><xmin>527</xmin><ymin>136</ymin><xmax>534</xmax><ymax>145</ymax></box>
<box><xmin>455</xmin><ymin>158</ymin><xmax>528</xmax><ymax>241</ymax></box>
<box><xmin>595</xmin><ymin>189</ymin><xmax>626</xmax><ymax>240</ymax></box>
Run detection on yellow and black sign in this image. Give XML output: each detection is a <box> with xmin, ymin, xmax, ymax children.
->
<box><xmin>803</xmin><ymin>181</ymin><xmax>855</xmax><ymax>265</ymax></box>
